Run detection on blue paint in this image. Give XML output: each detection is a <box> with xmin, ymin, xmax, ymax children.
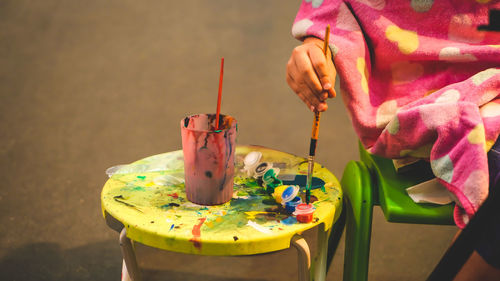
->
<box><xmin>285</xmin><ymin>196</ymin><xmax>302</xmax><ymax>213</ymax></box>
<box><xmin>281</xmin><ymin>217</ymin><xmax>298</xmax><ymax>225</ymax></box>
<box><xmin>169</xmin><ymin>224</ymin><xmax>175</xmax><ymax>231</ymax></box>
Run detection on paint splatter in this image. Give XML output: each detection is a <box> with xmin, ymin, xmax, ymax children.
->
<box><xmin>113</xmin><ymin>195</ymin><xmax>143</xmax><ymax>212</ymax></box>
<box><xmin>137</xmin><ymin>176</ymin><xmax>146</xmax><ymax>180</ymax></box>
<box><xmin>233</xmin><ymin>236</ymin><xmax>239</xmax><ymax>241</ymax></box>
<box><xmin>167</xmin><ymin>193</ymin><xmax>179</xmax><ymax>199</ymax></box>
<box><xmin>161</xmin><ymin>202</ymin><xmax>180</xmax><ymax>209</ymax></box>
<box><xmin>247</xmin><ymin>220</ymin><xmax>272</xmax><ymax>234</ymax></box>
<box><xmin>189</xmin><ymin>218</ymin><xmax>207</xmax><ymax>249</ymax></box>
<box><xmin>169</xmin><ymin>224</ymin><xmax>175</xmax><ymax>231</ymax></box>
<box><xmin>281</xmin><ymin>217</ymin><xmax>298</xmax><ymax>225</ymax></box>
<box><xmin>205</xmin><ymin>171</ymin><xmax>213</xmax><ymax>178</ymax></box>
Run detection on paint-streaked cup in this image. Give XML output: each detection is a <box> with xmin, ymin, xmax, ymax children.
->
<box><xmin>181</xmin><ymin>114</ymin><xmax>237</xmax><ymax>205</ymax></box>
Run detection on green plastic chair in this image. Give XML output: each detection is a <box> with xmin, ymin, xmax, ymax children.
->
<box><xmin>340</xmin><ymin>142</ymin><xmax>455</xmax><ymax>281</ymax></box>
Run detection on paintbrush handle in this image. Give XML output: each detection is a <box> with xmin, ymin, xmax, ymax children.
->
<box><xmin>323</xmin><ymin>25</ymin><xmax>330</xmax><ymax>57</ymax></box>
<box><xmin>305</xmin><ymin>25</ymin><xmax>329</xmax><ymax>204</ymax></box>
<box><xmin>307</xmin><ymin>155</ymin><xmax>314</xmax><ymax>185</ymax></box>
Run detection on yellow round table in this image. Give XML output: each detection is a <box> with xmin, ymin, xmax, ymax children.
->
<box><xmin>101</xmin><ymin>145</ymin><xmax>342</xmax><ymax>281</ymax></box>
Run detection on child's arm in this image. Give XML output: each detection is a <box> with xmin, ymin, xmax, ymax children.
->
<box><xmin>286</xmin><ymin>36</ymin><xmax>336</xmax><ymax>112</ymax></box>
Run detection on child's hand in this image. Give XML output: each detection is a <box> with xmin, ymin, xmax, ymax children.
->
<box><xmin>286</xmin><ymin>37</ymin><xmax>336</xmax><ymax>112</ymax></box>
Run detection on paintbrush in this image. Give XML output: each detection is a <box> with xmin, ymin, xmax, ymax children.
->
<box><xmin>306</xmin><ymin>25</ymin><xmax>330</xmax><ymax>204</ymax></box>
<box><xmin>215</xmin><ymin>57</ymin><xmax>224</xmax><ymax>130</ymax></box>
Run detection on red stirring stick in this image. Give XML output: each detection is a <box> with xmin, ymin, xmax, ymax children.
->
<box><xmin>215</xmin><ymin>58</ymin><xmax>224</xmax><ymax>130</ymax></box>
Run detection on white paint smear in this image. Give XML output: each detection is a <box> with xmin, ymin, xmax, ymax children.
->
<box><xmin>247</xmin><ymin>220</ymin><xmax>272</xmax><ymax>234</ymax></box>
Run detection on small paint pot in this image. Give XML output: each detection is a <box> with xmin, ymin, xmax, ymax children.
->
<box><xmin>293</xmin><ymin>203</ymin><xmax>315</xmax><ymax>223</ymax></box>
<box><xmin>285</xmin><ymin>196</ymin><xmax>302</xmax><ymax>213</ymax></box>
<box><xmin>271</xmin><ymin>185</ymin><xmax>287</xmax><ymax>203</ymax></box>
<box><xmin>253</xmin><ymin>162</ymin><xmax>272</xmax><ymax>179</ymax></box>
<box><xmin>243</xmin><ymin>151</ymin><xmax>262</xmax><ymax>177</ymax></box>
<box><xmin>262</xmin><ymin>168</ymin><xmax>280</xmax><ymax>185</ymax></box>
<box><xmin>272</xmin><ymin>185</ymin><xmax>299</xmax><ymax>204</ymax></box>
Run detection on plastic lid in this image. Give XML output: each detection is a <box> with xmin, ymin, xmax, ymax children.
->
<box><xmin>262</xmin><ymin>168</ymin><xmax>280</xmax><ymax>184</ymax></box>
<box><xmin>244</xmin><ymin>151</ymin><xmax>262</xmax><ymax>167</ymax></box>
<box><xmin>293</xmin><ymin>203</ymin><xmax>315</xmax><ymax>215</ymax></box>
<box><xmin>253</xmin><ymin>162</ymin><xmax>272</xmax><ymax>178</ymax></box>
<box><xmin>281</xmin><ymin>185</ymin><xmax>300</xmax><ymax>204</ymax></box>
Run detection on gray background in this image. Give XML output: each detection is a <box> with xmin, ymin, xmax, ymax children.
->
<box><xmin>0</xmin><ymin>1</ymin><xmax>457</xmax><ymax>280</ymax></box>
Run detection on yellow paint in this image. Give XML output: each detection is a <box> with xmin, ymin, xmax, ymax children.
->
<box><xmin>357</xmin><ymin>58</ymin><xmax>369</xmax><ymax>94</ymax></box>
<box><xmin>386</xmin><ymin>25</ymin><xmax>419</xmax><ymax>54</ymax></box>
<box><xmin>476</xmin><ymin>0</ymin><xmax>491</xmax><ymax>3</ymax></box>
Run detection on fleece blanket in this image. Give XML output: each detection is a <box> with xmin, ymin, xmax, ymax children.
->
<box><xmin>292</xmin><ymin>0</ymin><xmax>500</xmax><ymax>228</ymax></box>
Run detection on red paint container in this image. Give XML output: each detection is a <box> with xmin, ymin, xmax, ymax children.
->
<box><xmin>293</xmin><ymin>203</ymin><xmax>315</xmax><ymax>223</ymax></box>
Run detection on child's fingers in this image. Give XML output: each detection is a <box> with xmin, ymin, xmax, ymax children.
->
<box><xmin>287</xmin><ymin>70</ymin><xmax>326</xmax><ymax>112</ymax></box>
<box><xmin>296</xmin><ymin>92</ymin><xmax>315</xmax><ymax>112</ymax></box>
<box><xmin>298</xmin><ymin>84</ymin><xmax>328</xmax><ymax>112</ymax></box>
<box><xmin>308</xmin><ymin>46</ymin><xmax>335</xmax><ymax>98</ymax></box>
<box><xmin>293</xmin><ymin>49</ymin><xmax>324</xmax><ymax>97</ymax></box>
<box><xmin>297</xmin><ymin>91</ymin><xmax>328</xmax><ymax>112</ymax></box>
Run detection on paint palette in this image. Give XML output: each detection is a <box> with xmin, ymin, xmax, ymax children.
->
<box><xmin>101</xmin><ymin>145</ymin><xmax>341</xmax><ymax>256</ymax></box>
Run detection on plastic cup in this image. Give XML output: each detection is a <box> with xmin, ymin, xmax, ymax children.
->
<box><xmin>181</xmin><ymin>114</ymin><xmax>237</xmax><ymax>205</ymax></box>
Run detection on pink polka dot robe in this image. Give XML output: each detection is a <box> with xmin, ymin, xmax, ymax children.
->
<box><xmin>293</xmin><ymin>0</ymin><xmax>500</xmax><ymax>228</ymax></box>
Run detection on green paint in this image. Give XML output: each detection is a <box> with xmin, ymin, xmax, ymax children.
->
<box><xmin>237</xmin><ymin>191</ymin><xmax>249</xmax><ymax>196</ymax></box>
<box><xmin>160</xmin><ymin>203</ymin><xmax>180</xmax><ymax>209</ymax></box>
<box><xmin>137</xmin><ymin>176</ymin><xmax>146</xmax><ymax>180</ymax></box>
<box><xmin>133</xmin><ymin>186</ymin><xmax>145</xmax><ymax>191</ymax></box>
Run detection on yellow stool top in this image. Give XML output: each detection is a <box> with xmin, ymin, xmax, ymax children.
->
<box><xmin>101</xmin><ymin>145</ymin><xmax>342</xmax><ymax>256</ymax></box>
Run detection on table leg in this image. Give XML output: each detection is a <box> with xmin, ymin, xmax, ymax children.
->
<box><xmin>122</xmin><ymin>260</ymin><xmax>131</xmax><ymax>281</ymax></box>
<box><xmin>119</xmin><ymin>228</ymin><xmax>142</xmax><ymax>281</ymax></box>
<box><xmin>291</xmin><ymin>235</ymin><xmax>311</xmax><ymax>281</ymax></box>
<box><xmin>313</xmin><ymin>223</ymin><xmax>329</xmax><ymax>281</ymax></box>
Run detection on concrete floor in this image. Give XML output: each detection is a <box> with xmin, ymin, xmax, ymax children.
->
<box><xmin>0</xmin><ymin>1</ymin><xmax>458</xmax><ymax>280</ymax></box>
